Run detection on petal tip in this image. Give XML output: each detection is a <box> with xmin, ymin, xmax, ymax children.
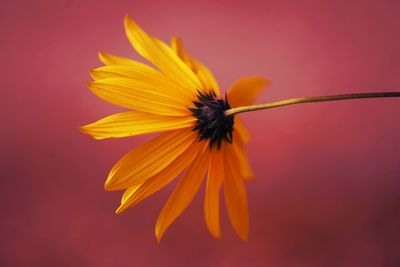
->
<box><xmin>253</xmin><ymin>76</ymin><xmax>270</xmax><ymax>88</ymax></box>
<box><xmin>98</xmin><ymin>52</ymin><xmax>105</xmax><ymax>60</ymax></box>
<box><xmin>104</xmin><ymin>170</ymin><xmax>125</xmax><ymax>191</ymax></box>
<box><xmin>80</xmin><ymin>126</ymin><xmax>103</xmax><ymax>140</ymax></box>
<box><xmin>104</xmin><ymin>178</ymin><xmax>116</xmax><ymax>191</ymax></box>
<box><xmin>155</xmin><ymin>217</ymin><xmax>169</xmax><ymax>243</ymax></box>
<box><xmin>236</xmin><ymin>225</ymin><xmax>249</xmax><ymax>241</ymax></box>
<box><xmin>85</xmin><ymin>81</ymin><xmax>95</xmax><ymax>88</ymax></box>
<box><xmin>263</xmin><ymin>78</ymin><xmax>271</xmax><ymax>87</ymax></box>
<box><xmin>170</xmin><ymin>36</ymin><xmax>182</xmax><ymax>46</ymax></box>
<box><xmin>98</xmin><ymin>52</ymin><xmax>110</xmax><ymax>64</ymax></box>
<box><xmin>115</xmin><ymin>205</ymin><xmax>125</xmax><ymax>215</ymax></box>
<box><xmin>155</xmin><ymin>228</ymin><xmax>163</xmax><ymax>243</ymax></box>
<box><xmin>88</xmin><ymin>70</ymin><xmax>97</xmax><ymax>80</ymax></box>
<box><xmin>124</xmin><ymin>15</ymin><xmax>136</xmax><ymax>29</ymax></box>
<box><xmin>209</xmin><ymin>230</ymin><xmax>222</xmax><ymax>239</ymax></box>
<box><xmin>124</xmin><ymin>14</ymin><xmax>132</xmax><ymax>22</ymax></box>
<box><xmin>79</xmin><ymin>125</ymin><xmax>89</xmax><ymax>135</ymax></box>
<box><xmin>86</xmin><ymin>81</ymin><xmax>105</xmax><ymax>93</ymax></box>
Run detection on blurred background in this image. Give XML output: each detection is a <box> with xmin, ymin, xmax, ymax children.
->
<box><xmin>1</xmin><ymin>0</ymin><xmax>400</xmax><ymax>266</ymax></box>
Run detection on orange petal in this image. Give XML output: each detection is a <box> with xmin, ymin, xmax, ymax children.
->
<box><xmin>171</xmin><ymin>37</ymin><xmax>220</xmax><ymax>96</ymax></box>
<box><xmin>81</xmin><ymin>111</ymin><xmax>195</xmax><ymax>139</ymax></box>
<box><xmin>233</xmin><ymin>143</ymin><xmax>254</xmax><ymax>180</ymax></box>
<box><xmin>155</xmin><ymin>143</ymin><xmax>209</xmax><ymax>242</ymax></box>
<box><xmin>87</xmin><ymin>78</ymin><xmax>191</xmax><ymax>116</ymax></box>
<box><xmin>204</xmin><ymin>147</ymin><xmax>224</xmax><ymax>238</ymax></box>
<box><xmin>235</xmin><ymin>118</ymin><xmax>251</xmax><ymax>143</ymax></box>
<box><xmin>105</xmin><ymin>129</ymin><xmax>196</xmax><ymax>191</ymax></box>
<box><xmin>90</xmin><ymin>65</ymin><xmax>194</xmax><ymax>100</ymax></box>
<box><xmin>116</xmin><ymin>141</ymin><xmax>202</xmax><ymax>214</ymax></box>
<box><xmin>227</xmin><ymin>76</ymin><xmax>270</xmax><ymax>107</ymax></box>
<box><xmin>223</xmin><ymin>144</ymin><xmax>250</xmax><ymax>241</ymax></box>
<box><xmin>124</xmin><ymin>16</ymin><xmax>201</xmax><ymax>93</ymax></box>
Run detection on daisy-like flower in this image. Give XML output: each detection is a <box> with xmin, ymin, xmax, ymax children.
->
<box><xmin>82</xmin><ymin>16</ymin><xmax>269</xmax><ymax>241</ymax></box>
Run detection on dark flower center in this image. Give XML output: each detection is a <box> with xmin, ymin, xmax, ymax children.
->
<box><xmin>189</xmin><ymin>90</ymin><xmax>234</xmax><ymax>150</ymax></box>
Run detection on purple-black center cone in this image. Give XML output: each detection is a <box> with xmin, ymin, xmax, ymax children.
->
<box><xmin>189</xmin><ymin>90</ymin><xmax>234</xmax><ymax>150</ymax></box>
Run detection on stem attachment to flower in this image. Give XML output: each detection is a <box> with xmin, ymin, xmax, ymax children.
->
<box><xmin>225</xmin><ymin>92</ymin><xmax>400</xmax><ymax>116</ymax></box>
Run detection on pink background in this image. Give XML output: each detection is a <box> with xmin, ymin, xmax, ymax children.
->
<box><xmin>2</xmin><ymin>0</ymin><xmax>400</xmax><ymax>266</ymax></box>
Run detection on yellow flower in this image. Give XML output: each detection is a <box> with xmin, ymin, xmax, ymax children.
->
<box><xmin>81</xmin><ymin>16</ymin><xmax>269</xmax><ymax>241</ymax></box>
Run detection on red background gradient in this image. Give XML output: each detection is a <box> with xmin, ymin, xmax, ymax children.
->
<box><xmin>2</xmin><ymin>0</ymin><xmax>400</xmax><ymax>266</ymax></box>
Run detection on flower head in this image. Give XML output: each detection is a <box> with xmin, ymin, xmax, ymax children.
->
<box><xmin>81</xmin><ymin>16</ymin><xmax>269</xmax><ymax>241</ymax></box>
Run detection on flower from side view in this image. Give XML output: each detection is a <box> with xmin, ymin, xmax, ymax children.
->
<box><xmin>81</xmin><ymin>16</ymin><xmax>269</xmax><ymax>241</ymax></box>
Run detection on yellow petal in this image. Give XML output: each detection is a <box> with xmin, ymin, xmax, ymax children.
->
<box><xmin>91</xmin><ymin>59</ymin><xmax>160</xmax><ymax>80</ymax></box>
<box><xmin>90</xmin><ymin>65</ymin><xmax>194</xmax><ymax>100</ymax></box>
<box><xmin>171</xmin><ymin>37</ymin><xmax>220</xmax><ymax>95</ymax></box>
<box><xmin>124</xmin><ymin>16</ymin><xmax>201</xmax><ymax>93</ymax></box>
<box><xmin>224</xmin><ymin>144</ymin><xmax>250</xmax><ymax>241</ymax></box>
<box><xmin>227</xmin><ymin>76</ymin><xmax>270</xmax><ymax>107</ymax></box>
<box><xmin>105</xmin><ymin>129</ymin><xmax>196</xmax><ymax>191</ymax></box>
<box><xmin>204</xmin><ymin>147</ymin><xmax>224</xmax><ymax>238</ymax></box>
<box><xmin>87</xmin><ymin>78</ymin><xmax>191</xmax><ymax>116</ymax></box>
<box><xmin>116</xmin><ymin>141</ymin><xmax>202</xmax><ymax>214</ymax></box>
<box><xmin>81</xmin><ymin>111</ymin><xmax>195</xmax><ymax>139</ymax></box>
<box><xmin>235</xmin><ymin>118</ymin><xmax>250</xmax><ymax>143</ymax></box>
<box><xmin>155</xmin><ymin>143</ymin><xmax>209</xmax><ymax>242</ymax></box>
<box><xmin>98</xmin><ymin>52</ymin><xmax>138</xmax><ymax>66</ymax></box>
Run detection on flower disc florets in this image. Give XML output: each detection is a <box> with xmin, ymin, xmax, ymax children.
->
<box><xmin>189</xmin><ymin>90</ymin><xmax>234</xmax><ymax>150</ymax></box>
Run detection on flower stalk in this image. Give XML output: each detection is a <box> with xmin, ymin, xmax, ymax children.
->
<box><xmin>225</xmin><ymin>92</ymin><xmax>400</xmax><ymax>116</ymax></box>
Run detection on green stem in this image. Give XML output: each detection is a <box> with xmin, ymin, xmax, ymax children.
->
<box><xmin>225</xmin><ymin>92</ymin><xmax>400</xmax><ymax>116</ymax></box>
